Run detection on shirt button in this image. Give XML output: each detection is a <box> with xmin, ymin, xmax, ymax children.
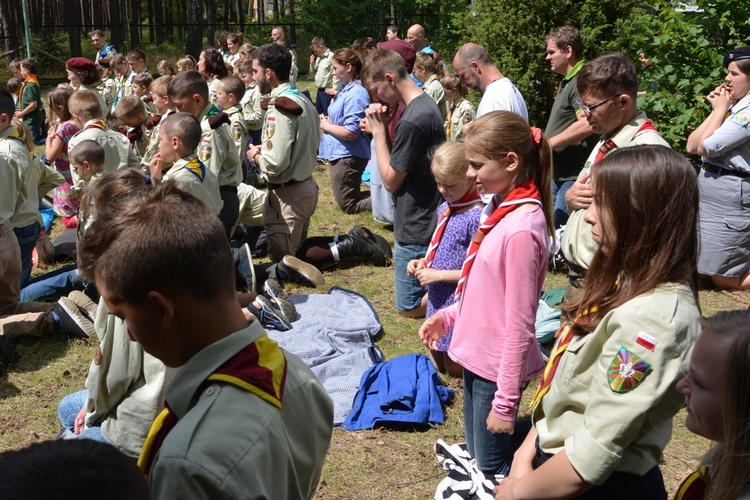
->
<box><xmin>206</xmin><ymin>387</ymin><xmax>215</xmax><ymax>396</ymax></box>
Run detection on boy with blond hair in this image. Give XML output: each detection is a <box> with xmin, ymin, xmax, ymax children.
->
<box><xmin>114</xmin><ymin>95</ymin><xmax>149</xmax><ymax>158</ymax></box>
<box><xmin>167</xmin><ymin>70</ymin><xmax>242</xmax><ymax>237</ymax></box>
<box><xmin>111</xmin><ymin>54</ymin><xmax>133</xmax><ymax>113</ymax></box>
<box><xmin>148</xmin><ymin>112</ymin><xmax>222</xmax><ymax>215</ymax></box>
<box><xmin>68</xmin><ymin>90</ymin><xmax>140</xmax><ymax>194</ymax></box>
<box><xmin>140</xmin><ymin>76</ymin><xmax>178</xmax><ymax>169</ymax></box>
<box><xmin>217</xmin><ymin>75</ymin><xmax>248</xmax><ymax>161</ymax></box>
<box><xmin>132</xmin><ymin>73</ymin><xmax>156</xmax><ymax>115</ymax></box>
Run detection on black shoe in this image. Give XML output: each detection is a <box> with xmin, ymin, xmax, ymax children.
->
<box><xmin>277</xmin><ymin>256</ymin><xmax>325</xmax><ymax>287</ymax></box>
<box><xmin>337</xmin><ymin>225</ymin><xmax>391</xmax><ymax>267</ymax></box>
<box><xmin>0</xmin><ymin>336</ymin><xmax>20</xmax><ymax>378</ymax></box>
<box><xmin>234</xmin><ymin>243</ymin><xmax>257</xmax><ymax>292</ymax></box>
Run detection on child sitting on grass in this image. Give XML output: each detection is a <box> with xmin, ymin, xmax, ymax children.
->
<box><xmin>216</xmin><ymin>75</ymin><xmax>248</xmax><ymax>161</ymax></box>
<box><xmin>114</xmin><ymin>95</ymin><xmax>149</xmax><ymax>158</ymax></box>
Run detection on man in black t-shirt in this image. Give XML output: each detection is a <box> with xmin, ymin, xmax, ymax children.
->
<box><xmin>362</xmin><ymin>48</ymin><xmax>444</xmax><ymax>317</ymax></box>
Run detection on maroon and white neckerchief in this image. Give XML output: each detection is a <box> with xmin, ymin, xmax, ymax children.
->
<box><xmin>454</xmin><ymin>180</ymin><xmax>541</xmax><ymax>302</ymax></box>
<box><xmin>424</xmin><ymin>188</ymin><xmax>481</xmax><ymax>268</ymax></box>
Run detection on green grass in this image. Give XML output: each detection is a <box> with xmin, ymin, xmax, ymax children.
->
<box><xmin>3</xmin><ymin>75</ymin><xmax>747</xmax><ymax>497</ymax></box>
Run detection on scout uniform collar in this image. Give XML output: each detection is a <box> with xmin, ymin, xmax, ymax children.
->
<box><xmin>224</xmin><ymin>105</ymin><xmax>242</xmax><ymax>115</ymax></box>
<box><xmin>199</xmin><ymin>103</ymin><xmax>221</xmax><ymax>121</ymax></box>
<box><xmin>174</xmin><ymin>154</ymin><xmax>207</xmax><ymax>181</ymax></box>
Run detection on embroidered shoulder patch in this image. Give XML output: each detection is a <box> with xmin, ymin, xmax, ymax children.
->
<box><xmin>732</xmin><ymin>112</ymin><xmax>750</xmax><ymax>127</ymax></box>
<box><xmin>607</xmin><ymin>347</ymin><xmax>652</xmax><ymax>393</ymax></box>
<box><xmin>231</xmin><ymin>122</ymin><xmax>242</xmax><ymax>140</ymax></box>
<box><xmin>265</xmin><ymin>115</ymin><xmax>276</xmax><ymax>139</ymax></box>
<box><xmin>198</xmin><ymin>137</ymin><xmax>212</xmax><ymax>162</ymax></box>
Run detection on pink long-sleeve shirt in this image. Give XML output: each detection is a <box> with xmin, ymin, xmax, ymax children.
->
<box><xmin>440</xmin><ymin>205</ymin><xmax>547</xmax><ymax>421</ymax></box>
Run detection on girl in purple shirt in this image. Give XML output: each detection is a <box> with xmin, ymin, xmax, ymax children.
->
<box><xmin>407</xmin><ymin>141</ymin><xmax>481</xmax><ymax>376</ymax></box>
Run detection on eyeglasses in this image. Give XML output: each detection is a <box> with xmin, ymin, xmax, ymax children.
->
<box><xmin>579</xmin><ymin>95</ymin><xmax>620</xmax><ymax>115</ymax></box>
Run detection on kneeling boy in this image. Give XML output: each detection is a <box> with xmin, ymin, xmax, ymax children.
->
<box><xmin>76</xmin><ymin>178</ymin><xmax>334</xmax><ymax>500</ymax></box>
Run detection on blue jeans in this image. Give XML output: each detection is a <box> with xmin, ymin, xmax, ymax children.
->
<box><xmin>13</xmin><ymin>222</ymin><xmax>40</xmax><ymax>288</ymax></box>
<box><xmin>551</xmin><ymin>179</ymin><xmax>574</xmax><ymax>229</ymax></box>
<box><xmin>463</xmin><ymin>369</ymin><xmax>520</xmax><ymax>477</ymax></box>
<box><xmin>394</xmin><ymin>241</ymin><xmax>427</xmax><ymax>312</ymax></box>
<box><xmin>20</xmin><ymin>264</ymin><xmax>80</xmax><ymax>302</ymax></box>
<box><xmin>57</xmin><ymin>390</ymin><xmax>106</xmax><ymax>442</ymax></box>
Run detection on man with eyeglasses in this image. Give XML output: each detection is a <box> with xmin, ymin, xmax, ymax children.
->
<box><xmin>543</xmin><ymin>26</ymin><xmax>598</xmax><ymax>229</ymax></box>
<box><xmin>560</xmin><ymin>53</ymin><xmax>669</xmax><ymax>279</ymax></box>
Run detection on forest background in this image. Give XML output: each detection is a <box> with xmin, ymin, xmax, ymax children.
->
<box><xmin>1</xmin><ymin>0</ymin><xmax>749</xmax><ymax>152</ymax></box>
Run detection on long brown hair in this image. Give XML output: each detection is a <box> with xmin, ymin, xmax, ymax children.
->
<box><xmin>699</xmin><ymin>310</ymin><xmax>750</xmax><ymax>500</ymax></box>
<box><xmin>563</xmin><ymin>145</ymin><xmax>699</xmax><ymax>329</ymax></box>
<box><xmin>463</xmin><ymin>110</ymin><xmax>554</xmax><ymax>239</ymax></box>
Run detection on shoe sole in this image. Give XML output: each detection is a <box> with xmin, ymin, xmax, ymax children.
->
<box><xmin>68</xmin><ymin>291</ymin><xmax>98</xmax><ymax>320</ymax></box>
<box><xmin>264</xmin><ymin>279</ymin><xmax>289</xmax><ymax>301</ymax></box>
<box><xmin>281</xmin><ymin>256</ymin><xmax>325</xmax><ymax>286</ymax></box>
<box><xmin>244</xmin><ymin>243</ymin><xmax>256</xmax><ymax>293</ymax></box>
<box><xmin>57</xmin><ymin>297</ymin><xmax>96</xmax><ymax>338</ymax></box>
<box><xmin>256</xmin><ymin>296</ymin><xmax>293</xmax><ymax>330</ymax></box>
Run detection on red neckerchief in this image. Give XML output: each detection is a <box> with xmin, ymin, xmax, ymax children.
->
<box><xmin>454</xmin><ymin>180</ymin><xmax>541</xmax><ymax>302</ymax></box>
<box><xmin>674</xmin><ymin>467</ymin><xmax>708</xmax><ymax>500</ymax></box>
<box><xmin>424</xmin><ymin>188</ymin><xmax>481</xmax><ymax>268</ymax></box>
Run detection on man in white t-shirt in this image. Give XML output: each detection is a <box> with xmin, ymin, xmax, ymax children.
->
<box><xmin>453</xmin><ymin>43</ymin><xmax>528</xmax><ymax>121</ymax></box>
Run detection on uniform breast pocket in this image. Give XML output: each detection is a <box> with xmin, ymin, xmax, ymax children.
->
<box><xmin>552</xmin><ymin>337</ymin><xmax>587</xmax><ymax>394</ymax></box>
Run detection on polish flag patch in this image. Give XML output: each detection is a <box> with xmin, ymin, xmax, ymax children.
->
<box><xmin>635</xmin><ymin>332</ymin><xmax>658</xmax><ymax>351</ymax></box>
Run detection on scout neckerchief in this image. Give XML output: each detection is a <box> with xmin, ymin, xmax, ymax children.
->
<box><xmin>177</xmin><ymin>157</ymin><xmax>207</xmax><ymax>181</ymax></box>
<box><xmin>424</xmin><ymin>188</ymin><xmax>481</xmax><ymax>268</ymax></box>
<box><xmin>446</xmin><ymin>98</ymin><xmax>467</xmax><ymax>140</ymax></box>
<box><xmin>137</xmin><ymin>333</ymin><xmax>287</xmax><ymax>475</ymax></box>
<box><xmin>454</xmin><ymin>180</ymin><xmax>541</xmax><ymax>302</ymax></box>
<box><xmin>84</xmin><ymin>119</ymin><xmax>107</xmax><ymax>131</ymax></box>
<box><xmin>674</xmin><ymin>466</ymin><xmax>708</xmax><ymax>500</ymax></box>
<box><xmin>591</xmin><ymin>120</ymin><xmax>660</xmax><ymax>169</ymax></box>
<box><xmin>527</xmin><ymin>305</ymin><xmax>599</xmax><ymax>410</ymax></box>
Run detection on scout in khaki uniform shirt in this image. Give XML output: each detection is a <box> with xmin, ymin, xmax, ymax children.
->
<box><xmin>148</xmin><ymin>112</ymin><xmax>222</xmax><ymax>215</ymax></box>
<box><xmin>67</xmin><ymin>90</ymin><xmax>140</xmax><ymax>195</ymax></box>
<box><xmin>140</xmin><ymin>76</ymin><xmax>177</xmax><ymax>171</ymax></box>
<box><xmin>216</xmin><ymin>76</ymin><xmax>249</xmax><ymax>162</ymax></box>
<box><xmin>167</xmin><ymin>70</ymin><xmax>242</xmax><ymax>237</ymax></box>
<box><xmin>247</xmin><ymin>43</ymin><xmax>319</xmax><ymax>262</ymax></box>
<box><xmin>494</xmin><ymin>146</ymin><xmax>701</xmax><ymax>500</ymax></box>
<box><xmin>559</xmin><ymin>54</ymin><xmax>669</xmax><ymax>276</ymax></box>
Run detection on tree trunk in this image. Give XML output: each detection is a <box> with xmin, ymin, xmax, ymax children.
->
<box><xmin>185</xmin><ymin>0</ymin><xmax>203</xmax><ymax>57</ymax></box>
<box><xmin>66</xmin><ymin>0</ymin><xmax>83</xmax><ymax>56</ymax></box>
<box><xmin>110</xmin><ymin>0</ymin><xmax>124</xmax><ymax>52</ymax></box>
<box><xmin>235</xmin><ymin>0</ymin><xmax>242</xmax><ymax>28</ymax></box>
<box><xmin>206</xmin><ymin>0</ymin><xmax>216</xmax><ymax>48</ymax></box>
<box><xmin>129</xmin><ymin>0</ymin><xmax>140</xmax><ymax>48</ymax></box>
<box><xmin>223</xmin><ymin>0</ymin><xmax>230</xmax><ymax>31</ymax></box>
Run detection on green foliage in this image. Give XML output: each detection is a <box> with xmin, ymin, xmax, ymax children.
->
<box><xmin>640</xmin><ymin>0</ymin><xmax>750</xmax><ymax>153</ymax></box>
<box><xmin>452</xmin><ymin>0</ymin><xmax>649</xmax><ymax>127</ymax></box>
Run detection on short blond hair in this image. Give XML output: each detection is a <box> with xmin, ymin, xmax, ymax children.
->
<box><xmin>69</xmin><ymin>90</ymin><xmax>103</xmax><ymax>120</ymax></box>
<box><xmin>114</xmin><ymin>95</ymin><xmax>147</xmax><ymax>121</ymax></box>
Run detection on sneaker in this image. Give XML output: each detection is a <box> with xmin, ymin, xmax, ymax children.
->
<box><xmin>68</xmin><ymin>291</ymin><xmax>98</xmax><ymax>320</ymax></box>
<box><xmin>235</xmin><ymin>242</ymin><xmax>257</xmax><ymax>293</ymax></box>
<box><xmin>263</xmin><ymin>281</ymin><xmax>298</xmax><ymax>322</ymax></box>
<box><xmin>277</xmin><ymin>255</ymin><xmax>325</xmax><ymax>287</ymax></box>
<box><xmin>53</xmin><ymin>297</ymin><xmax>96</xmax><ymax>339</ymax></box>
<box><xmin>246</xmin><ymin>296</ymin><xmax>292</xmax><ymax>331</ymax></box>
<box><xmin>264</xmin><ymin>278</ymin><xmax>289</xmax><ymax>301</ymax></box>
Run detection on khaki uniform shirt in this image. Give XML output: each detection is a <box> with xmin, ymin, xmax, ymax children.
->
<box><xmin>141</xmin><ymin>107</ymin><xmax>177</xmax><ymax>170</ymax></box>
<box><xmin>446</xmin><ymin>98</ymin><xmax>475</xmax><ymax>142</ymax></box>
<box><xmin>533</xmin><ymin>283</ymin><xmax>700</xmax><ymax>485</ymax></box>
<box><xmin>561</xmin><ymin>112</ymin><xmax>670</xmax><ymax>269</ymax></box>
<box><xmin>0</xmin><ymin>149</ymin><xmax>19</xmax><ymax>225</ymax></box>
<box><xmin>85</xmin><ymin>297</ymin><xmax>176</xmax><ymax>458</ymax></box>
<box><xmin>241</xmin><ymin>82</ymin><xmax>264</xmax><ymax>132</ymax></box>
<box><xmin>313</xmin><ymin>49</ymin><xmax>335</xmax><ymax>89</ymax></box>
<box><xmin>68</xmin><ymin>119</ymin><xmax>141</xmax><ymax>194</ymax></box>
<box><xmin>197</xmin><ymin>103</ymin><xmax>243</xmax><ymax>188</ymax></box>
<box><xmin>163</xmin><ymin>154</ymin><xmax>223</xmax><ymax>215</ymax></box>
<box><xmin>112</xmin><ymin>70</ymin><xmax>134</xmax><ymax>113</ymax></box>
<box><xmin>147</xmin><ymin>323</ymin><xmax>333</xmax><ymax>500</ymax></box>
<box><xmin>225</xmin><ymin>105</ymin><xmax>248</xmax><ymax>161</ymax></box>
<box><xmin>0</xmin><ymin>127</ymin><xmax>38</xmax><ymax>229</ymax></box>
<box><xmin>258</xmin><ymin>83</ymin><xmax>319</xmax><ymax>184</ymax></box>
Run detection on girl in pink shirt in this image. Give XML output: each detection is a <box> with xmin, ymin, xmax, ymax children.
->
<box><xmin>420</xmin><ymin>110</ymin><xmax>553</xmax><ymax>478</ymax></box>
